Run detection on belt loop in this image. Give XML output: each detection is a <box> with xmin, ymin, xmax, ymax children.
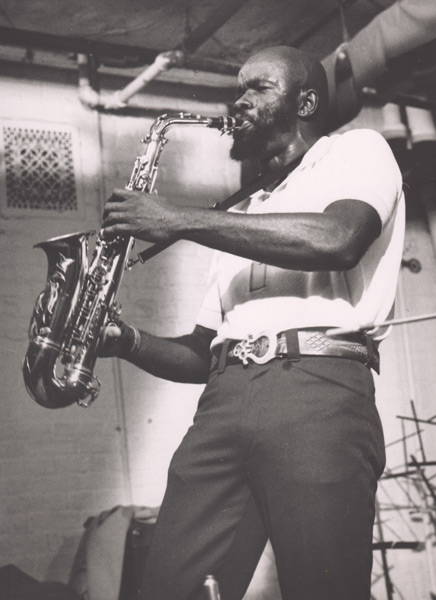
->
<box><xmin>365</xmin><ymin>334</ymin><xmax>380</xmax><ymax>374</ymax></box>
<box><xmin>217</xmin><ymin>339</ymin><xmax>231</xmax><ymax>374</ymax></box>
<box><xmin>285</xmin><ymin>329</ymin><xmax>300</xmax><ymax>362</ymax></box>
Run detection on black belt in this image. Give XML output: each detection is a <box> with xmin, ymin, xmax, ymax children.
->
<box><xmin>211</xmin><ymin>328</ymin><xmax>379</xmax><ymax>373</ymax></box>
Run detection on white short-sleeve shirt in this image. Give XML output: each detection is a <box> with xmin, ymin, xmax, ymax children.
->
<box><xmin>196</xmin><ymin>129</ymin><xmax>405</xmax><ymax>344</ymax></box>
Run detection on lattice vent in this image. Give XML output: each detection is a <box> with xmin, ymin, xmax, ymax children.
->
<box><xmin>3</xmin><ymin>125</ymin><xmax>78</xmax><ymax>211</ymax></box>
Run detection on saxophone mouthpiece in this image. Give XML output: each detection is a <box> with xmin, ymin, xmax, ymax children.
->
<box><xmin>208</xmin><ymin>116</ymin><xmax>243</xmax><ymax>135</ymax></box>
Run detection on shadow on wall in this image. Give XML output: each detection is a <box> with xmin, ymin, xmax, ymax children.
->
<box><xmin>45</xmin><ymin>536</ymin><xmax>82</xmax><ymax>583</ymax></box>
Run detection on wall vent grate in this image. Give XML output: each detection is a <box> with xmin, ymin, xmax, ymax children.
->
<box><xmin>3</xmin><ymin>125</ymin><xmax>78</xmax><ymax>211</ymax></box>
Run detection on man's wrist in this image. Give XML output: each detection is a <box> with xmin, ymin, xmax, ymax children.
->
<box><xmin>122</xmin><ymin>325</ymin><xmax>142</xmax><ymax>359</ymax></box>
<box><xmin>127</xmin><ymin>325</ymin><xmax>141</xmax><ymax>357</ymax></box>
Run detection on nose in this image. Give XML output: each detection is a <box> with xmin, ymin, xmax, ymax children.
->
<box><xmin>234</xmin><ymin>89</ymin><xmax>255</xmax><ymax>113</ymax></box>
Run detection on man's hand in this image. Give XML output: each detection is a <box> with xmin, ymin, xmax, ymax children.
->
<box><xmin>99</xmin><ymin>321</ymin><xmax>132</xmax><ymax>358</ymax></box>
<box><xmin>102</xmin><ymin>188</ymin><xmax>182</xmax><ymax>243</ymax></box>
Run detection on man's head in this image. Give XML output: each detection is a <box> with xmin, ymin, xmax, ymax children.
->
<box><xmin>231</xmin><ymin>46</ymin><xmax>329</xmax><ymax>162</ymax></box>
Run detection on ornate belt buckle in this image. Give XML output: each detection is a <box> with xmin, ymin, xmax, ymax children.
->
<box><xmin>233</xmin><ymin>330</ymin><xmax>277</xmax><ymax>365</ymax></box>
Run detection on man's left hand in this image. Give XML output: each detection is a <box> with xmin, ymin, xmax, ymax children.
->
<box><xmin>102</xmin><ymin>188</ymin><xmax>181</xmax><ymax>243</ymax></box>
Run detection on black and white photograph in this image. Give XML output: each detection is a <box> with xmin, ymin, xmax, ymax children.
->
<box><xmin>0</xmin><ymin>1</ymin><xmax>436</xmax><ymax>599</ymax></box>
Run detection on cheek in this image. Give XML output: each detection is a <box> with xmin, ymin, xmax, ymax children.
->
<box><xmin>257</xmin><ymin>103</ymin><xmax>277</xmax><ymax>125</ymax></box>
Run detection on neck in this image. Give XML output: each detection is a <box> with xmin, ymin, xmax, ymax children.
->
<box><xmin>259</xmin><ymin>128</ymin><xmax>320</xmax><ymax>176</ymax></box>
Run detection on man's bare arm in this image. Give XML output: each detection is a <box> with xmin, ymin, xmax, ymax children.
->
<box><xmin>102</xmin><ymin>192</ymin><xmax>382</xmax><ymax>271</ymax></box>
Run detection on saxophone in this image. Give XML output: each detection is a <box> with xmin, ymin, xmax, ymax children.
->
<box><xmin>23</xmin><ymin>112</ymin><xmax>239</xmax><ymax>409</ymax></box>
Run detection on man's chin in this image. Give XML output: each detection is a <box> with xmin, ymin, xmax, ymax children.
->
<box><xmin>230</xmin><ymin>125</ymin><xmax>270</xmax><ymax>161</ymax></box>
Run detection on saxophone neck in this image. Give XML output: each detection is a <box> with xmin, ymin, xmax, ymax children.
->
<box><xmin>149</xmin><ymin>112</ymin><xmax>241</xmax><ymax>136</ymax></box>
<box><xmin>126</xmin><ymin>112</ymin><xmax>242</xmax><ymax>193</ymax></box>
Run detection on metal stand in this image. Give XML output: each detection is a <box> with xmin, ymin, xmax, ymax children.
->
<box><xmin>374</xmin><ymin>401</ymin><xmax>436</xmax><ymax>599</ymax></box>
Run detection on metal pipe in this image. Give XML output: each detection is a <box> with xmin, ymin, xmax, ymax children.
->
<box><xmin>322</xmin><ymin>0</ymin><xmax>436</xmax><ymax>130</ymax></box>
<box><xmin>76</xmin><ymin>54</ymin><xmax>231</xmax><ymax>115</ymax></box>
<box><xmin>95</xmin><ymin>51</ymin><xmax>185</xmax><ymax>110</ymax></box>
<box><xmin>77</xmin><ymin>51</ymin><xmax>186</xmax><ymax>110</ymax></box>
<box><xmin>99</xmin><ymin>0</ymin><xmax>250</xmax><ymax>109</ymax></box>
<box><xmin>77</xmin><ymin>0</ymin><xmax>249</xmax><ymax>111</ymax></box>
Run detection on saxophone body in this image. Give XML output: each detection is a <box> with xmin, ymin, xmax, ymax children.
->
<box><xmin>23</xmin><ymin>232</ymin><xmax>133</xmax><ymax>408</ymax></box>
<box><xmin>23</xmin><ymin>112</ymin><xmax>239</xmax><ymax>409</ymax></box>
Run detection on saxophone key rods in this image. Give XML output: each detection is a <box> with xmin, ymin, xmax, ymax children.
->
<box><xmin>23</xmin><ymin>113</ymin><xmax>240</xmax><ymax>409</ymax></box>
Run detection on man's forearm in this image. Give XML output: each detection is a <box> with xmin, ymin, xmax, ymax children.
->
<box><xmin>121</xmin><ymin>328</ymin><xmax>213</xmax><ymax>384</ymax></box>
<box><xmin>102</xmin><ymin>192</ymin><xmax>381</xmax><ymax>272</ymax></box>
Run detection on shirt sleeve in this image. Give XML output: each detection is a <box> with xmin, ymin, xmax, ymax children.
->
<box><xmin>324</xmin><ymin>129</ymin><xmax>403</xmax><ymax>227</ymax></box>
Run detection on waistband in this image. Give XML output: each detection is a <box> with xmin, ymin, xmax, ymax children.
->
<box><xmin>210</xmin><ymin>328</ymin><xmax>379</xmax><ymax>374</ymax></box>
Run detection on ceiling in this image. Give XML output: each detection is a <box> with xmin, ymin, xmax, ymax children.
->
<box><xmin>0</xmin><ymin>0</ymin><xmax>396</xmax><ymax>73</ymax></box>
<box><xmin>0</xmin><ymin>0</ymin><xmax>435</xmax><ymax>123</ymax></box>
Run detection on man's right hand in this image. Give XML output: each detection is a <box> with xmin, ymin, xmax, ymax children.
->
<box><xmin>99</xmin><ymin>321</ymin><xmax>131</xmax><ymax>358</ymax></box>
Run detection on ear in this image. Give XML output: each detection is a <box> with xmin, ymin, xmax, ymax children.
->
<box><xmin>297</xmin><ymin>89</ymin><xmax>319</xmax><ymax>119</ymax></box>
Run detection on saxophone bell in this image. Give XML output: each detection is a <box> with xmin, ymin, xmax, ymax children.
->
<box><xmin>23</xmin><ymin>231</ymin><xmax>133</xmax><ymax>408</ymax></box>
<box><xmin>23</xmin><ymin>231</ymin><xmax>97</xmax><ymax>408</ymax></box>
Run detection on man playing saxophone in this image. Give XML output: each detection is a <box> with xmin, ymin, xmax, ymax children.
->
<box><xmin>101</xmin><ymin>46</ymin><xmax>405</xmax><ymax>600</ymax></box>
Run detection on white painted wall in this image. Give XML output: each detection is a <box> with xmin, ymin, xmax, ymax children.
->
<box><xmin>0</xmin><ymin>61</ymin><xmax>239</xmax><ymax>585</ymax></box>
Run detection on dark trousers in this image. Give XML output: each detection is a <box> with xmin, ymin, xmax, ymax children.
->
<box><xmin>139</xmin><ymin>356</ymin><xmax>386</xmax><ymax>600</ymax></box>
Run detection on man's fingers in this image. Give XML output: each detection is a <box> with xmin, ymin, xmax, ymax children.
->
<box><xmin>102</xmin><ymin>204</ymin><xmax>137</xmax><ymax>227</ymax></box>
<box><xmin>108</xmin><ymin>189</ymin><xmax>129</xmax><ymax>202</ymax></box>
<box><xmin>102</xmin><ymin>201</ymin><xmax>129</xmax><ymax>221</ymax></box>
<box><xmin>102</xmin><ymin>209</ymin><xmax>124</xmax><ymax>226</ymax></box>
<box><xmin>99</xmin><ymin>322</ymin><xmax>126</xmax><ymax>358</ymax></box>
<box><xmin>105</xmin><ymin>323</ymin><xmax>122</xmax><ymax>338</ymax></box>
<box><xmin>105</xmin><ymin>201</ymin><xmax>127</xmax><ymax>210</ymax></box>
<box><xmin>101</xmin><ymin>223</ymin><xmax>133</xmax><ymax>237</ymax></box>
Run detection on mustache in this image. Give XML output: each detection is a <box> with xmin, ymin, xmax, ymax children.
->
<box><xmin>231</xmin><ymin>110</ymin><xmax>255</xmax><ymax>123</ymax></box>
<box><xmin>232</xmin><ymin>116</ymin><xmax>258</xmax><ymax>132</ymax></box>
<box><xmin>233</xmin><ymin>112</ymin><xmax>251</xmax><ymax>120</ymax></box>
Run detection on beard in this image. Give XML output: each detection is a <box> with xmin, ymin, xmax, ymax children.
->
<box><xmin>230</xmin><ymin>98</ymin><xmax>294</xmax><ymax>161</ymax></box>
